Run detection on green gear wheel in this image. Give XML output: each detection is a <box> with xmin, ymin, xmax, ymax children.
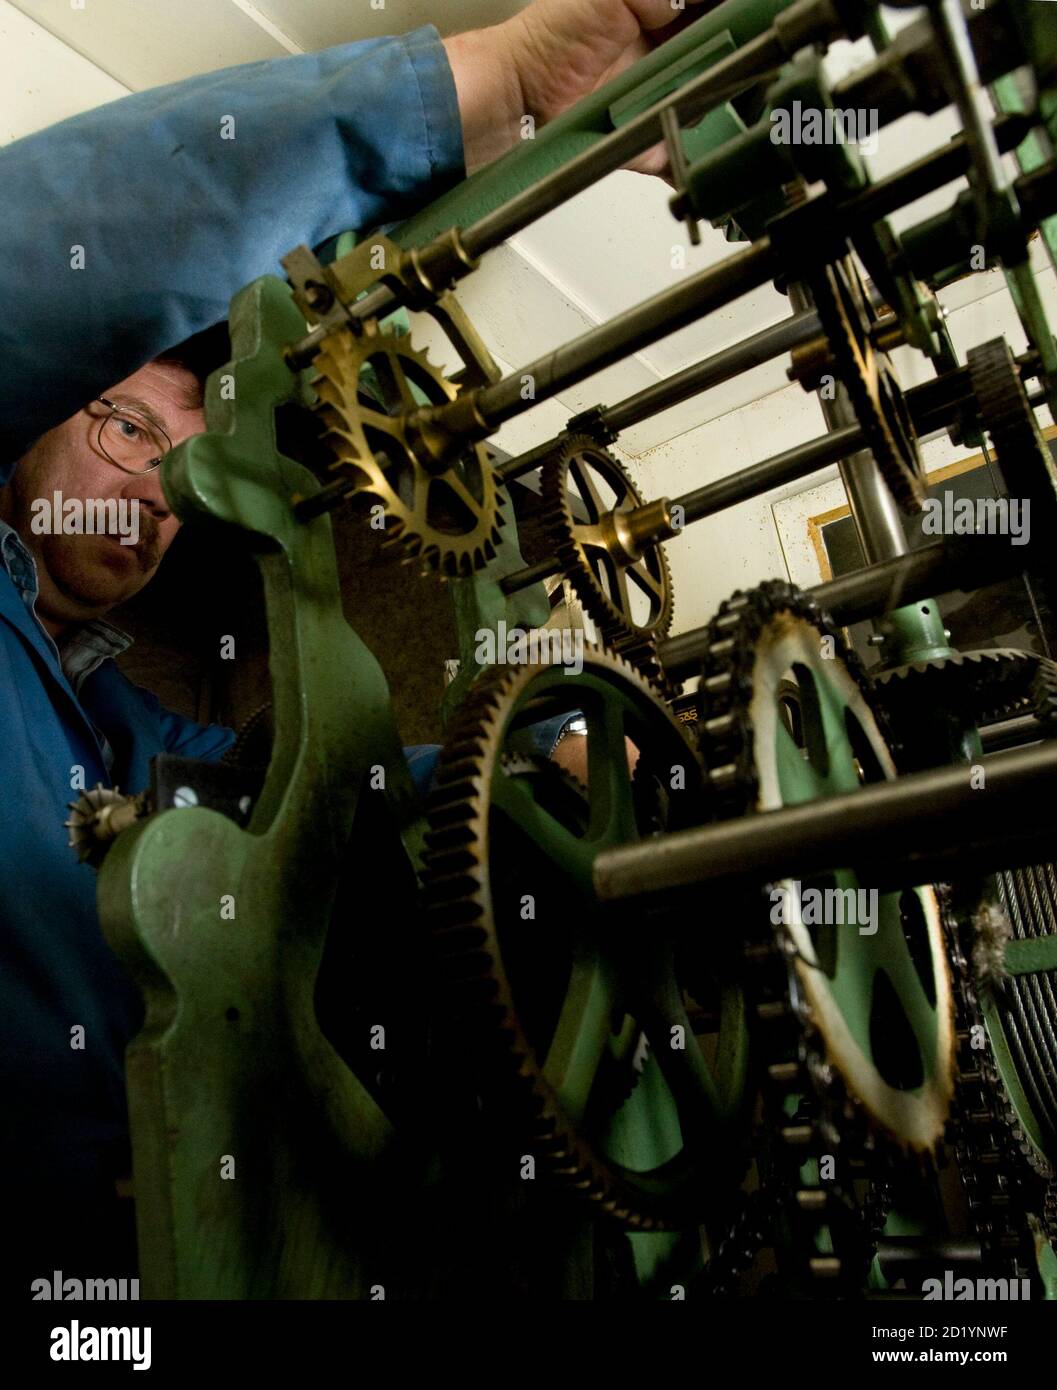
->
<box><xmin>422</xmin><ymin>650</ymin><xmax>750</xmax><ymax>1232</ymax></box>
<box><xmin>691</xmin><ymin>582</ymin><xmax>957</xmax><ymax>1292</ymax></box>
<box><xmin>696</xmin><ymin>581</ymin><xmax>954</xmax><ymax>1153</ymax></box>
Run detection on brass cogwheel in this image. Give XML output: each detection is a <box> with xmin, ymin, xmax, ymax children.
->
<box><xmin>540</xmin><ymin>436</ymin><xmax>674</xmax><ymax>656</ymax></box>
<box><xmin>422</xmin><ymin>650</ymin><xmax>750</xmax><ymax>1232</ymax></box>
<box><xmin>807</xmin><ymin>258</ymin><xmax>926</xmax><ymax>512</ymax></box>
<box><xmin>313</xmin><ymin>323</ymin><xmax>504</xmax><ymax>576</ymax></box>
<box><xmin>65</xmin><ymin>784</ymin><xmax>149</xmax><ymax>866</ymax></box>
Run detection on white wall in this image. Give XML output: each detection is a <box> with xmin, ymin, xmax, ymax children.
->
<box><xmin>0</xmin><ymin>0</ymin><xmax>127</xmax><ymax>143</ymax></box>
<box><xmin>3</xmin><ymin>0</ymin><xmax>1054</xmax><ymax>645</ymax></box>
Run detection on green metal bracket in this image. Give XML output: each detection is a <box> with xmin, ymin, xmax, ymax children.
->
<box><xmin>979</xmin><ymin>988</ymin><xmax>1051</xmax><ymax>1167</ymax></box>
<box><xmin>388</xmin><ymin>0</ymin><xmax>799</xmax><ymax>251</ymax></box>
<box><xmin>99</xmin><ymin>276</ymin><xmax>431</xmax><ymax>1297</ymax></box>
<box><xmin>1003</xmin><ymin>934</ymin><xmax>1057</xmax><ymax>977</ymax></box>
<box><xmin>991</xmin><ymin>71</ymin><xmax>1057</xmax><ymax>280</ymax></box>
<box><xmin>441</xmin><ymin>487</ymin><xmax>551</xmax><ymax>727</ymax></box>
<box><xmin>880</xmin><ymin>600</ymin><xmax>955</xmax><ymax>668</ymax></box>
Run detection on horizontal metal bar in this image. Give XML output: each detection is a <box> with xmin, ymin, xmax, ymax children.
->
<box><xmin>477</xmin><ymin>242</ymin><xmax>777</xmax><ymax>429</ymax></box>
<box><xmin>678</xmin><ymin>424</ymin><xmax>863</xmax><ymax>524</ymax></box>
<box><xmin>604</xmin><ymin>308</ymin><xmax>822</xmax><ymax>436</ymax></box>
<box><xmin>660</xmin><ymin>534</ymin><xmax>1027</xmax><ymax>680</ymax></box>
<box><xmin>499</xmin><ymin>556</ymin><xmax>562</xmax><ymax>596</ymax></box>
<box><xmin>979</xmin><ymin>714</ymin><xmax>1041</xmax><ymax>753</ymax></box>
<box><xmin>592</xmin><ymin>742</ymin><xmax>1057</xmax><ymax>903</ymax></box>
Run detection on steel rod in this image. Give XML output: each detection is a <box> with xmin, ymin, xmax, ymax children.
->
<box><xmin>495</xmin><ymin>309</ymin><xmax>825</xmax><ymax>485</ymax></box>
<box><xmin>592</xmin><ymin>743</ymin><xmax>1057</xmax><ymax>903</ymax></box>
<box><xmin>678</xmin><ymin>424</ymin><xmax>863</xmax><ymax>525</ymax></box>
<box><xmin>657</xmin><ymin>535</ymin><xmax>1024</xmax><ymax>679</ymax></box>
<box><xmin>604</xmin><ymin>308</ymin><xmax>822</xmax><ymax>435</ymax></box>
<box><xmin>500</xmin><ymin>556</ymin><xmax>562</xmax><ymax>596</ymax></box>
<box><xmin>477</xmin><ymin>242</ymin><xmax>777</xmax><ymax>429</ymax></box>
<box><xmin>788</xmin><ymin>280</ymin><xmax>908</xmax><ymax>565</ymax></box>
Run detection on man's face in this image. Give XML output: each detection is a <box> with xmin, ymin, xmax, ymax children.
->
<box><xmin>1</xmin><ymin>361</ymin><xmax>205</xmax><ymax>633</ymax></box>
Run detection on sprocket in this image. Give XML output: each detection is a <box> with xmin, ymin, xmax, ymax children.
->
<box><xmin>540</xmin><ymin>436</ymin><xmax>674</xmax><ymax>662</ymax></box>
<box><xmin>802</xmin><ymin>258</ymin><xmax>926</xmax><ymax>512</ymax></box>
<box><xmin>688</xmin><ymin>581</ymin><xmax>959</xmax><ymax>1294</ymax></box>
<box><xmin>313</xmin><ymin>321</ymin><xmax>505</xmax><ymax>576</ymax></box>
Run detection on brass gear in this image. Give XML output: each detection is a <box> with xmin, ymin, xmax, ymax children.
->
<box><xmin>540</xmin><ymin>436</ymin><xmax>674</xmax><ymax>657</ymax></box>
<box><xmin>65</xmin><ymin>784</ymin><xmax>149</xmax><ymax>867</ymax></box>
<box><xmin>422</xmin><ymin>650</ymin><xmax>750</xmax><ymax>1231</ymax></box>
<box><xmin>805</xmin><ymin>258</ymin><xmax>926</xmax><ymax>512</ymax></box>
<box><xmin>313</xmin><ymin>322</ymin><xmax>504</xmax><ymax>576</ymax></box>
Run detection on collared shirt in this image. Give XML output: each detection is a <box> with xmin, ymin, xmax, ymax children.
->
<box><xmin>0</xmin><ymin>516</ymin><xmax>129</xmax><ymax>771</ymax></box>
<box><xmin>0</xmin><ymin>22</ymin><xmax>466</xmax><ymax>1277</ymax></box>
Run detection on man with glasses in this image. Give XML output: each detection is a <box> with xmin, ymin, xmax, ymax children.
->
<box><xmin>0</xmin><ymin>0</ymin><xmax>706</xmax><ymax>1293</ymax></box>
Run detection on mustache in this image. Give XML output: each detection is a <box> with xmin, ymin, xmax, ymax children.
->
<box><xmin>130</xmin><ymin>517</ymin><xmax>162</xmax><ymax>570</ymax></box>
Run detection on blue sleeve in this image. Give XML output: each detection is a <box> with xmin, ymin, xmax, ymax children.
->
<box><xmin>404</xmin><ymin>743</ymin><xmax>442</xmax><ymax>797</ymax></box>
<box><xmin>0</xmin><ymin>24</ymin><xmax>465</xmax><ymax>468</ymax></box>
<box><xmin>160</xmin><ymin>708</ymin><xmax>237</xmax><ymax>762</ymax></box>
<box><xmin>163</xmin><ymin>718</ymin><xmax>441</xmax><ymax>799</ymax></box>
<box><xmin>402</xmin><ymin>716</ymin><xmax>579</xmax><ymax>800</ymax></box>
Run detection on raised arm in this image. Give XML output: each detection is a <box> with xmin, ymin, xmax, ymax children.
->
<box><xmin>0</xmin><ymin>0</ymin><xmax>710</xmax><ymax>467</ymax></box>
<box><xmin>0</xmin><ymin>27</ymin><xmax>464</xmax><ymax>466</ymax></box>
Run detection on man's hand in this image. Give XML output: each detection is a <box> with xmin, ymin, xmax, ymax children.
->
<box><xmin>444</xmin><ymin>0</ymin><xmax>716</xmax><ymax>175</ymax></box>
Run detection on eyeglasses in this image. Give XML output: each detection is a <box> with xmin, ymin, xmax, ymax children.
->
<box><xmin>92</xmin><ymin>397</ymin><xmax>172</xmax><ymax>474</ymax></box>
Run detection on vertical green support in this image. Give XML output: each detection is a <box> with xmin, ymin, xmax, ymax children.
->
<box><xmin>100</xmin><ymin>277</ymin><xmax>430</xmax><ymax>1297</ymax></box>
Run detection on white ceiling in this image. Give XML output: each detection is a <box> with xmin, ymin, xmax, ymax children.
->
<box><xmin>6</xmin><ymin>1</ymin><xmax>997</xmax><ymax>456</ymax></box>
<box><xmin>7</xmin><ymin>0</ymin><xmax>529</xmax><ymax>88</ymax></box>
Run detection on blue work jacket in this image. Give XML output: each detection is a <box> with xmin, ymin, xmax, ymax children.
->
<box><xmin>0</xmin><ymin>24</ymin><xmax>464</xmax><ymax>1247</ymax></box>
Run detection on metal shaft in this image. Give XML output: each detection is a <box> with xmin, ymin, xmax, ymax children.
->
<box><xmin>656</xmin><ymin>534</ymin><xmax>1023</xmax><ymax>679</ymax></box>
<box><xmin>461</xmin><ymin>3</ymin><xmax>836</xmax><ymax>262</ymax></box>
<box><xmin>592</xmin><ymin>743</ymin><xmax>1057</xmax><ymax>903</ymax></box>
<box><xmin>603</xmin><ymin>309</ymin><xmax>824</xmax><ymax>436</ymax></box>
<box><xmin>788</xmin><ymin>281</ymin><xmax>908</xmax><ymax>564</ymax></box>
<box><xmin>496</xmin><ymin>308</ymin><xmax>825</xmax><ymax>485</ymax></box>
<box><xmin>677</xmin><ymin>423</ymin><xmax>862</xmax><ymax>525</ymax></box>
<box><xmin>477</xmin><ymin>242</ymin><xmax>776</xmax><ymax>430</ymax></box>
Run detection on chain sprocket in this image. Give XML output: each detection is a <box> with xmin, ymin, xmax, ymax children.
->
<box><xmin>313</xmin><ymin>322</ymin><xmax>504</xmax><ymax>576</ymax></box>
<box><xmin>691</xmin><ymin>580</ymin><xmax>959</xmax><ymax>1292</ymax></box>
